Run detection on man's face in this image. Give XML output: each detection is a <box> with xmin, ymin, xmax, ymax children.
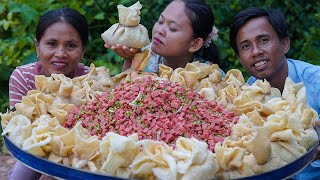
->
<box><xmin>236</xmin><ymin>17</ymin><xmax>290</xmax><ymax>80</ymax></box>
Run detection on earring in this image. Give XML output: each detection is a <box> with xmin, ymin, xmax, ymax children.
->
<box><xmin>36</xmin><ymin>55</ymin><xmax>39</xmax><ymax>60</ymax></box>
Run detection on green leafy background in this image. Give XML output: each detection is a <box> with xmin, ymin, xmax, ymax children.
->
<box><xmin>0</xmin><ymin>0</ymin><xmax>319</xmax><ymax>151</ymax></box>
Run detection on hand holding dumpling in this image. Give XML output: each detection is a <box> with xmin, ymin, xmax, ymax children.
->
<box><xmin>104</xmin><ymin>43</ymin><xmax>141</xmax><ymax>60</ymax></box>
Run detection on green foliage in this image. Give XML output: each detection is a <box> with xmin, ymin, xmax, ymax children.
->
<box><xmin>0</xmin><ymin>0</ymin><xmax>319</xmax><ymax>115</ymax></box>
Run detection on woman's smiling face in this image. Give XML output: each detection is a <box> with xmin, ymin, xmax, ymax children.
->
<box><xmin>35</xmin><ymin>22</ymin><xmax>85</xmax><ymax>77</ymax></box>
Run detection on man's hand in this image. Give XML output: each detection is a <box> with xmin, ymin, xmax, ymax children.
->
<box><xmin>104</xmin><ymin>43</ymin><xmax>141</xmax><ymax>60</ymax></box>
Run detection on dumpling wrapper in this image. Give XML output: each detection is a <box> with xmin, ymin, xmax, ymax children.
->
<box><xmin>233</xmin><ymin>93</ymin><xmax>274</xmax><ymax>116</ymax></box>
<box><xmin>101</xmin><ymin>1</ymin><xmax>150</xmax><ymax>48</ymax></box>
<box><xmin>22</xmin><ymin>134</ymin><xmax>52</xmax><ymax>157</ymax></box>
<box><xmin>215</xmin><ymin>141</ymin><xmax>255</xmax><ymax>179</ymax></box>
<box><xmin>101</xmin><ymin>23</ymin><xmax>149</xmax><ymax>49</ymax></box>
<box><xmin>270</xmin><ymin>142</ymin><xmax>304</xmax><ymax>163</ymax></box>
<box><xmin>51</xmin><ymin>125</ymin><xmax>76</xmax><ymax>157</ymax></box>
<box><xmin>130</xmin><ymin>139</ymin><xmax>176</xmax><ymax>180</ymax></box>
<box><xmin>21</xmin><ymin>115</ymin><xmax>62</xmax><ymax>156</ymax></box>
<box><xmin>282</xmin><ymin>77</ymin><xmax>306</xmax><ymax>106</ymax></box>
<box><xmin>216</xmin><ymin>142</ymin><xmax>246</xmax><ymax>170</ymax></box>
<box><xmin>241</xmin><ymin>79</ymin><xmax>271</xmax><ymax>102</ymax></box>
<box><xmin>72</xmin><ymin>122</ymin><xmax>100</xmax><ymax>161</ymax></box>
<box><xmin>70</xmin><ymin>156</ymin><xmax>100</xmax><ymax>172</ymax></box>
<box><xmin>180</xmin><ymin>152</ymin><xmax>216</xmax><ymax>180</ymax></box>
<box><xmin>15</xmin><ymin>97</ymin><xmax>39</xmax><ymax>120</ymax></box>
<box><xmin>172</xmin><ymin>137</ymin><xmax>217</xmax><ymax>180</ymax></box>
<box><xmin>217</xmin><ymin>84</ymin><xmax>240</xmax><ymax>106</ymax></box>
<box><xmin>293</xmin><ymin>104</ymin><xmax>318</xmax><ymax>129</ymax></box>
<box><xmin>0</xmin><ymin>110</ymin><xmax>19</xmax><ymax>129</ymax></box>
<box><xmin>170</xmin><ymin>68</ymin><xmax>187</xmax><ymax>87</ymax></box>
<box><xmin>99</xmin><ymin>132</ymin><xmax>140</xmax><ymax>178</ymax></box>
<box><xmin>265</xmin><ymin>111</ymin><xmax>304</xmax><ymax>135</ymax></box>
<box><xmin>47</xmin><ymin>104</ymin><xmax>74</xmax><ymax>125</ymax></box>
<box><xmin>131</xmin><ymin>49</ymin><xmax>151</xmax><ymax>71</ymax></box>
<box><xmin>182</xmin><ymin>63</ymin><xmax>202</xmax><ymax>89</ymax></box>
<box><xmin>225</xmin><ymin>69</ymin><xmax>245</xmax><ymax>87</ymax></box>
<box><xmin>112</xmin><ymin>68</ymin><xmax>140</xmax><ymax>85</ymax></box>
<box><xmin>246</xmin><ymin>110</ymin><xmax>266</xmax><ymax>127</ymax></box>
<box><xmin>69</xmin><ymin>87</ymin><xmax>88</xmax><ymax>107</ymax></box>
<box><xmin>243</xmin><ymin>153</ymin><xmax>287</xmax><ymax>174</ymax></box>
<box><xmin>48</xmin><ymin>152</ymin><xmax>64</xmax><ymax>163</ymax></box>
<box><xmin>192</xmin><ymin>61</ymin><xmax>211</xmax><ymax>79</ymax></box>
<box><xmin>170</xmin><ymin>63</ymin><xmax>202</xmax><ymax>89</ymax></box>
<box><xmin>118</xmin><ymin>1</ymin><xmax>142</xmax><ymax>27</ymax></box>
<box><xmin>95</xmin><ymin>66</ymin><xmax>114</xmax><ymax>88</ymax></box>
<box><xmin>208</xmin><ymin>64</ymin><xmax>222</xmax><ymax>83</ymax></box>
<box><xmin>52</xmin><ymin>74</ymin><xmax>74</xmax><ymax>98</ymax></box>
<box><xmin>265</xmin><ymin>97</ymin><xmax>290</xmax><ymax>112</ymax></box>
<box><xmin>243</xmin><ymin>126</ymin><xmax>271</xmax><ymax>165</ymax></box>
<box><xmin>159</xmin><ymin>64</ymin><xmax>173</xmax><ymax>79</ymax></box>
<box><xmin>198</xmin><ymin>88</ymin><xmax>216</xmax><ymax>101</ymax></box>
<box><xmin>1</xmin><ymin>114</ymin><xmax>32</xmax><ymax>148</ymax></box>
<box><xmin>35</xmin><ymin>75</ymin><xmax>61</xmax><ymax>94</ymax></box>
<box><xmin>298</xmin><ymin>128</ymin><xmax>318</xmax><ymax>150</ymax></box>
<box><xmin>195</xmin><ymin>78</ymin><xmax>214</xmax><ymax>92</ymax></box>
<box><xmin>231</xmin><ymin>114</ymin><xmax>254</xmax><ymax>141</ymax></box>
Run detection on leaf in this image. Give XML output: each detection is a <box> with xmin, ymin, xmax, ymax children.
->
<box><xmin>3</xmin><ymin>21</ymin><xmax>10</xmax><ymax>30</ymax></box>
<box><xmin>85</xmin><ymin>0</ymin><xmax>95</xmax><ymax>6</ymax></box>
<box><xmin>108</xmin><ymin>16</ymin><xmax>118</xmax><ymax>24</ymax></box>
<box><xmin>7</xmin><ymin>12</ymin><xmax>12</xmax><ymax>21</ymax></box>
<box><xmin>10</xmin><ymin>4</ymin><xmax>38</xmax><ymax>25</ymax></box>
<box><xmin>94</xmin><ymin>12</ymin><xmax>105</xmax><ymax>20</ymax></box>
<box><xmin>0</xmin><ymin>65</ymin><xmax>13</xmax><ymax>81</ymax></box>
<box><xmin>0</xmin><ymin>4</ymin><xmax>5</xmax><ymax>14</ymax></box>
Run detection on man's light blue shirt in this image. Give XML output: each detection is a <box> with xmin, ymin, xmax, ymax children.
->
<box><xmin>247</xmin><ymin>58</ymin><xmax>320</xmax><ymax>179</ymax></box>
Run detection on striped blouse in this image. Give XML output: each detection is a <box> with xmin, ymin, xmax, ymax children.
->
<box><xmin>9</xmin><ymin>62</ymin><xmax>90</xmax><ymax>109</ymax></box>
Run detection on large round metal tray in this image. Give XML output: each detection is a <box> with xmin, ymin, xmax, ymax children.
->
<box><xmin>4</xmin><ymin>135</ymin><xmax>319</xmax><ymax>180</ymax></box>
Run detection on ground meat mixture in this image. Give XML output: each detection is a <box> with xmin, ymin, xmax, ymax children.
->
<box><xmin>64</xmin><ymin>76</ymin><xmax>239</xmax><ymax>151</ymax></box>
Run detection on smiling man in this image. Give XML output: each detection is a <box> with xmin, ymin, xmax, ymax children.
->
<box><xmin>230</xmin><ymin>7</ymin><xmax>320</xmax><ymax>115</ymax></box>
<box><xmin>229</xmin><ymin>7</ymin><xmax>320</xmax><ymax>179</ymax></box>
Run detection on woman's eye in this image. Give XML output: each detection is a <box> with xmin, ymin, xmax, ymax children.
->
<box><xmin>67</xmin><ymin>43</ymin><xmax>77</xmax><ymax>48</ymax></box>
<box><xmin>261</xmin><ymin>38</ymin><xmax>269</xmax><ymax>43</ymax></box>
<box><xmin>169</xmin><ymin>27</ymin><xmax>177</xmax><ymax>32</ymax></box>
<box><xmin>241</xmin><ymin>44</ymin><xmax>250</xmax><ymax>50</ymax></box>
<box><xmin>157</xmin><ymin>20</ymin><xmax>164</xmax><ymax>25</ymax></box>
<box><xmin>47</xmin><ymin>41</ymin><xmax>56</xmax><ymax>46</ymax></box>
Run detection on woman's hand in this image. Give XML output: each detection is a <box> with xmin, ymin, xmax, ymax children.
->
<box><xmin>104</xmin><ymin>43</ymin><xmax>141</xmax><ymax>60</ymax></box>
<box><xmin>39</xmin><ymin>175</ymin><xmax>56</xmax><ymax>180</ymax></box>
